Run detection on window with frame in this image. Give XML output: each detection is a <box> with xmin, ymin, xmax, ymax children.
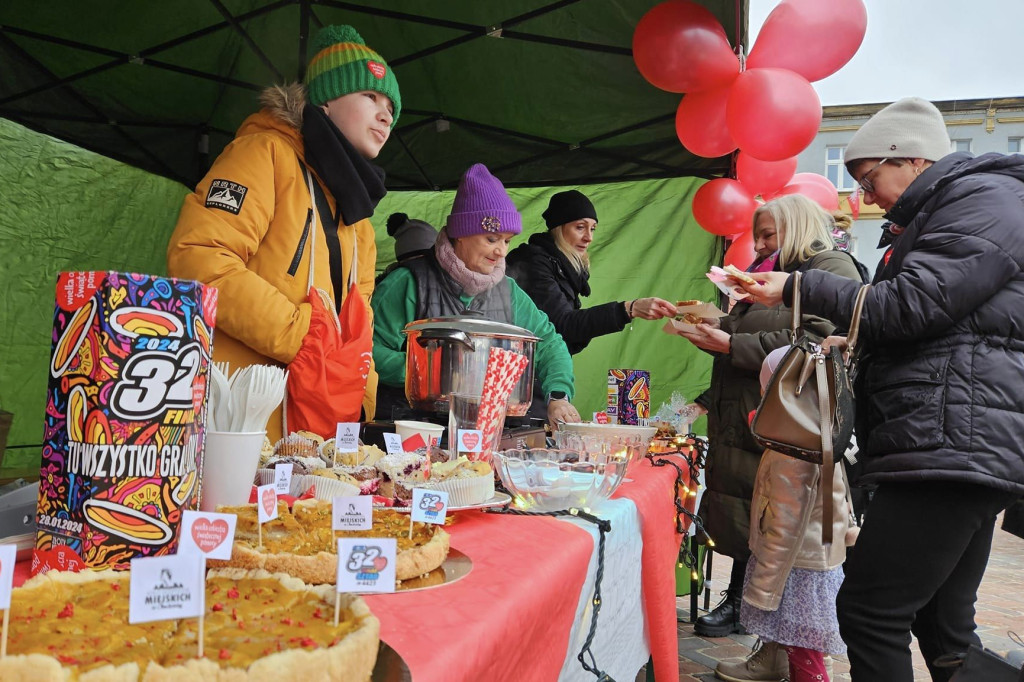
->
<box><xmin>952</xmin><ymin>139</ymin><xmax>972</xmax><ymax>153</ymax></box>
<box><xmin>1009</xmin><ymin>137</ymin><xmax>1022</xmax><ymax>154</ymax></box>
<box><xmin>825</xmin><ymin>145</ymin><xmax>856</xmax><ymax>191</ymax></box>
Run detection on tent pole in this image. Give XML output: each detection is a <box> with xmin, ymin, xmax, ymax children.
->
<box><xmin>208</xmin><ymin>0</ymin><xmax>284</xmax><ymax>82</ymax></box>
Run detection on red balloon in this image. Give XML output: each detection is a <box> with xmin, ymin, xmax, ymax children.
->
<box><xmin>736</xmin><ymin>152</ymin><xmax>797</xmax><ymax>196</ymax></box>
<box><xmin>767</xmin><ymin>173</ymin><xmax>840</xmax><ymax>211</ymax></box>
<box><xmin>726</xmin><ymin>68</ymin><xmax>821</xmax><ymax>161</ymax></box>
<box><xmin>676</xmin><ymin>87</ymin><xmax>737</xmax><ymax>158</ymax></box>
<box><xmin>747</xmin><ymin>0</ymin><xmax>867</xmax><ymax>83</ymax></box>
<box><xmin>693</xmin><ymin>178</ymin><xmax>759</xmax><ymax>237</ymax></box>
<box><xmin>633</xmin><ymin>1</ymin><xmax>740</xmax><ymax>93</ymax></box>
<box><xmin>724</xmin><ymin>230</ymin><xmax>756</xmax><ymax>271</ymax></box>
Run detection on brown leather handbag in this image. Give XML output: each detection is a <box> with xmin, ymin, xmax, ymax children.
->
<box><xmin>750</xmin><ymin>272</ymin><xmax>870</xmax><ymax>543</ymax></box>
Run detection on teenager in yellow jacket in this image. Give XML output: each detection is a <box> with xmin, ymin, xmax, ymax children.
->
<box><xmin>167</xmin><ymin>25</ymin><xmax>399</xmax><ymax>441</ymax></box>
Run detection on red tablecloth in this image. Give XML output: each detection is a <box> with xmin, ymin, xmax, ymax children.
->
<box><xmin>366</xmin><ymin>511</ymin><xmax>593</xmax><ymax>681</ymax></box>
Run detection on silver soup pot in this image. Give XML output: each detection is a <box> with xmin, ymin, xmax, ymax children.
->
<box><xmin>403</xmin><ymin>316</ymin><xmax>539</xmax><ymax>416</ymax></box>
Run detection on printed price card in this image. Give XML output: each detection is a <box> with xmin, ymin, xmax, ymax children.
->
<box><xmin>178</xmin><ymin>510</ymin><xmax>237</xmax><ymax>561</ymax></box>
<box><xmin>336</xmin><ymin>538</ymin><xmax>396</xmax><ymax>593</ymax></box>
<box><xmin>382</xmin><ymin>432</ymin><xmax>404</xmax><ymax>454</ymax></box>
<box><xmin>256</xmin><ymin>484</ymin><xmax>278</xmax><ymax>523</ymax></box>
<box><xmin>335</xmin><ymin>423</ymin><xmax>360</xmax><ymax>453</ymax></box>
<box><xmin>129</xmin><ymin>554</ymin><xmax>205</xmax><ymax>624</ymax></box>
<box><xmin>411</xmin><ymin>488</ymin><xmax>449</xmax><ymax>525</ymax></box>
<box><xmin>273</xmin><ymin>462</ymin><xmax>293</xmax><ymax>495</ymax></box>
<box><xmin>332</xmin><ymin>496</ymin><xmax>373</xmax><ymax>531</ymax></box>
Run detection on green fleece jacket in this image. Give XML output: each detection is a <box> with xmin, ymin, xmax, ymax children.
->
<box><xmin>371</xmin><ymin>268</ymin><xmax>575</xmax><ymax>398</ymax></box>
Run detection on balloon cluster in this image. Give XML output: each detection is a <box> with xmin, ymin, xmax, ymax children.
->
<box><xmin>633</xmin><ymin>0</ymin><xmax>867</xmax><ymax>265</ymax></box>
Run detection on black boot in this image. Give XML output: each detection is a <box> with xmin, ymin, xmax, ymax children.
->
<box><xmin>694</xmin><ymin>559</ymin><xmax>747</xmax><ymax>637</ymax></box>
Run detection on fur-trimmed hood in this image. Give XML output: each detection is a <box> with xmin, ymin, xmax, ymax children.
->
<box><xmin>258</xmin><ymin>83</ymin><xmax>307</xmax><ymax>129</ymax></box>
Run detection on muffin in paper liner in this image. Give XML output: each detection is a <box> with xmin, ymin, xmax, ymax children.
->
<box><xmin>301</xmin><ymin>474</ymin><xmax>361</xmax><ymax>501</ymax></box>
<box><xmin>273</xmin><ymin>433</ymin><xmax>320</xmax><ymax>459</ymax></box>
<box><xmin>419</xmin><ymin>474</ymin><xmax>495</xmax><ymax>507</ymax></box>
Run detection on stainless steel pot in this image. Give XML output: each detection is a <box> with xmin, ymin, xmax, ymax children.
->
<box><xmin>403</xmin><ymin>316</ymin><xmax>539</xmax><ymax>416</ymax></box>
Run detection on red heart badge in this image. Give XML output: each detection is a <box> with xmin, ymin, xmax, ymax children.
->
<box><xmin>367</xmin><ymin>61</ymin><xmax>386</xmax><ymax>79</ymax></box>
<box><xmin>373</xmin><ymin>556</ymin><xmax>388</xmax><ymax>571</ymax></box>
<box><xmin>191</xmin><ymin>518</ymin><xmax>229</xmax><ymax>553</ymax></box>
<box><xmin>261</xmin><ymin>487</ymin><xmax>277</xmax><ymax>517</ymax></box>
<box><xmin>461</xmin><ymin>431</ymin><xmax>480</xmax><ymax>450</ymax></box>
<box><xmin>433</xmin><ymin>501</ymin><xmax>444</xmax><ymax>511</ymax></box>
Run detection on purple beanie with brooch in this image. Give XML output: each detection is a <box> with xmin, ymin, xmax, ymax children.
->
<box><xmin>445</xmin><ymin>164</ymin><xmax>522</xmax><ymax>238</ymax></box>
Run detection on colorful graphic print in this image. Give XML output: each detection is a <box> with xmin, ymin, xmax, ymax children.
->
<box><xmin>34</xmin><ymin>272</ymin><xmax>215</xmax><ymax>574</ymax></box>
<box><xmin>607</xmin><ymin>369</ymin><xmax>651</xmax><ymax>426</ymax></box>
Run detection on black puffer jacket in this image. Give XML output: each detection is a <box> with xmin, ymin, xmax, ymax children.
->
<box><xmin>506</xmin><ymin>231</ymin><xmax>629</xmax><ymax>354</ymax></box>
<box><xmin>790</xmin><ymin>153</ymin><xmax>1024</xmax><ymax>494</ymax></box>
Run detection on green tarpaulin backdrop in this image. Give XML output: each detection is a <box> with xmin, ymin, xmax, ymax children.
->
<box><xmin>0</xmin><ymin>117</ymin><xmax>717</xmax><ymax>475</ymax></box>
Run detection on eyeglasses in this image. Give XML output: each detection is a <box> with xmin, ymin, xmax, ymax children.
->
<box><xmin>856</xmin><ymin>159</ymin><xmax>890</xmax><ymax>194</ymax></box>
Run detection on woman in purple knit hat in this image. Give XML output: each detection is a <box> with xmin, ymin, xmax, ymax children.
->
<box><xmin>371</xmin><ymin>164</ymin><xmax>580</xmax><ymax>425</ymax></box>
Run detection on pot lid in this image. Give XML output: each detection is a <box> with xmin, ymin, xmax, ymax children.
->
<box><xmin>403</xmin><ymin>316</ymin><xmax>539</xmax><ymax>341</ymax></box>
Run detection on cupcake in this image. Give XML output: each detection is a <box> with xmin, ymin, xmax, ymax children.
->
<box><xmin>272</xmin><ymin>433</ymin><xmax>319</xmax><ymax>459</ymax></box>
<box><xmin>421</xmin><ymin>456</ymin><xmax>495</xmax><ymax>506</ymax></box>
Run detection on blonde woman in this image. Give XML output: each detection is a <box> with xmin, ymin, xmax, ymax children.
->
<box><xmin>507</xmin><ymin>190</ymin><xmax>675</xmax><ymax>355</ymax></box>
<box><xmin>677</xmin><ymin>194</ymin><xmax>862</xmax><ymax>655</ymax></box>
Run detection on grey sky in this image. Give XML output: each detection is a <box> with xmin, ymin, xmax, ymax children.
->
<box><xmin>747</xmin><ymin>0</ymin><xmax>1024</xmax><ymax>106</ymax></box>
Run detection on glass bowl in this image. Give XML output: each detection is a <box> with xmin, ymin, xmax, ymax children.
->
<box><xmin>553</xmin><ymin>423</ymin><xmax>657</xmax><ymax>466</ymax></box>
<box><xmin>493</xmin><ymin>448</ymin><xmax>631</xmax><ymax>512</ymax></box>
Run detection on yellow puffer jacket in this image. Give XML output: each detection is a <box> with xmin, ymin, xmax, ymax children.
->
<box><xmin>167</xmin><ymin>84</ymin><xmax>378</xmax><ymax>442</ymax></box>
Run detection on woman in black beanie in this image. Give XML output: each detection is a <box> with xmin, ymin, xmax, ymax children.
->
<box><xmin>506</xmin><ymin>190</ymin><xmax>675</xmax><ymax>355</ymax></box>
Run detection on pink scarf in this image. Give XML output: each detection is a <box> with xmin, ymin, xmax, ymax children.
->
<box><xmin>434</xmin><ymin>228</ymin><xmax>506</xmax><ymax>296</ymax></box>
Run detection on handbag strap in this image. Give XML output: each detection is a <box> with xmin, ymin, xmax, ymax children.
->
<box><xmin>816</xmin><ymin>354</ymin><xmax>835</xmax><ymax>545</ymax></box>
<box><xmin>791</xmin><ymin>271</ymin><xmax>802</xmax><ymax>337</ymax></box>
<box><xmin>845</xmin><ymin>284</ymin><xmax>871</xmax><ymax>358</ymax></box>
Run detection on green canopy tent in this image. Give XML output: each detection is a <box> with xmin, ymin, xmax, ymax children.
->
<box><xmin>0</xmin><ymin>1</ymin><xmax>748</xmax><ymax>473</ymax></box>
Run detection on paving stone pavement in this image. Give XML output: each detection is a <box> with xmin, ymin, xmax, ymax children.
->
<box><xmin>636</xmin><ymin>512</ymin><xmax>1024</xmax><ymax>681</ymax></box>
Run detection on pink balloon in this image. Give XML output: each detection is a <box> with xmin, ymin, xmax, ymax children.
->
<box><xmin>724</xmin><ymin>230</ymin><xmax>757</xmax><ymax>270</ymax></box>
<box><xmin>633</xmin><ymin>1</ymin><xmax>740</xmax><ymax>93</ymax></box>
<box><xmin>736</xmin><ymin>152</ymin><xmax>797</xmax><ymax>195</ymax></box>
<box><xmin>747</xmin><ymin>0</ymin><xmax>867</xmax><ymax>83</ymax></box>
<box><xmin>693</xmin><ymin>178</ymin><xmax>759</xmax><ymax>237</ymax></box>
<box><xmin>726</xmin><ymin>68</ymin><xmax>821</xmax><ymax>161</ymax></box>
<box><xmin>767</xmin><ymin>173</ymin><xmax>840</xmax><ymax>211</ymax></box>
<box><xmin>676</xmin><ymin>87</ymin><xmax>737</xmax><ymax>158</ymax></box>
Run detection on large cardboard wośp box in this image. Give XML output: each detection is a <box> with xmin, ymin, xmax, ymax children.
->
<box><xmin>33</xmin><ymin>271</ymin><xmax>217</xmax><ymax>574</ymax></box>
<box><xmin>607</xmin><ymin>369</ymin><xmax>650</xmax><ymax>426</ymax></box>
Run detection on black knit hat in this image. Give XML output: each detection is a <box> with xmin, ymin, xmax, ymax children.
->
<box><xmin>386</xmin><ymin>212</ymin><xmax>437</xmax><ymax>260</ymax></box>
<box><xmin>542</xmin><ymin>190</ymin><xmax>598</xmax><ymax>229</ymax></box>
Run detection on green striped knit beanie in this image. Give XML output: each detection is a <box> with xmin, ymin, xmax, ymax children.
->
<box><xmin>305</xmin><ymin>25</ymin><xmax>401</xmax><ymax>127</ymax></box>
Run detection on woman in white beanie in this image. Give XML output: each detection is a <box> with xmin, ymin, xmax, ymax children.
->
<box><xmin>735</xmin><ymin>96</ymin><xmax>1024</xmax><ymax>682</ymax></box>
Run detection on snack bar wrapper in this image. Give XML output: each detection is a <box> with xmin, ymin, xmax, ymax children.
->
<box><xmin>33</xmin><ymin>271</ymin><xmax>217</xmax><ymax>574</ymax></box>
<box><xmin>607</xmin><ymin>369</ymin><xmax>651</xmax><ymax>425</ymax></box>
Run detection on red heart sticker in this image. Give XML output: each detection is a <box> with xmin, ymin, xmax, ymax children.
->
<box><xmin>433</xmin><ymin>501</ymin><xmax>444</xmax><ymax>511</ymax></box>
<box><xmin>261</xmin><ymin>487</ymin><xmax>277</xmax><ymax>517</ymax></box>
<box><xmin>373</xmin><ymin>556</ymin><xmax>388</xmax><ymax>571</ymax></box>
<box><xmin>367</xmin><ymin>61</ymin><xmax>386</xmax><ymax>79</ymax></box>
<box><xmin>461</xmin><ymin>431</ymin><xmax>480</xmax><ymax>451</ymax></box>
<box><xmin>191</xmin><ymin>518</ymin><xmax>229</xmax><ymax>553</ymax></box>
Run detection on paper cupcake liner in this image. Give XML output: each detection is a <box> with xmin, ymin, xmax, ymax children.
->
<box><xmin>300</xmin><ymin>474</ymin><xmax>361</xmax><ymax>501</ymax></box>
<box><xmin>420</xmin><ymin>474</ymin><xmax>494</xmax><ymax>507</ymax></box>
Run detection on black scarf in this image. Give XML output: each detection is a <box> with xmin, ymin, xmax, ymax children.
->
<box><xmin>300</xmin><ymin>103</ymin><xmax>387</xmax><ymax>226</ymax></box>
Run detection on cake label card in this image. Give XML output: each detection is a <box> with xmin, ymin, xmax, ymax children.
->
<box><xmin>178</xmin><ymin>511</ymin><xmax>237</xmax><ymax>560</ymax></box>
<box><xmin>129</xmin><ymin>554</ymin><xmax>205</xmax><ymax>624</ymax></box>
<box><xmin>332</xmin><ymin>496</ymin><xmax>373</xmax><ymax>531</ymax></box>
<box><xmin>382</xmin><ymin>432</ymin><xmax>404</xmax><ymax>454</ymax></box>
<box><xmin>273</xmin><ymin>462</ymin><xmax>293</xmax><ymax>495</ymax></box>
<box><xmin>336</xmin><ymin>538</ymin><xmax>396</xmax><ymax>593</ymax></box>
<box><xmin>457</xmin><ymin>429</ymin><xmax>483</xmax><ymax>453</ymax></box>
<box><xmin>335</xmin><ymin>423</ymin><xmax>360</xmax><ymax>453</ymax></box>
<box><xmin>0</xmin><ymin>545</ymin><xmax>17</xmax><ymax>609</ymax></box>
<box><xmin>257</xmin><ymin>484</ymin><xmax>278</xmax><ymax>523</ymax></box>
<box><xmin>411</xmin><ymin>488</ymin><xmax>449</xmax><ymax>525</ymax></box>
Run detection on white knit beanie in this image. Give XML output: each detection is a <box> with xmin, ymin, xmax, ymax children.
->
<box><xmin>845</xmin><ymin>97</ymin><xmax>951</xmax><ymax>164</ymax></box>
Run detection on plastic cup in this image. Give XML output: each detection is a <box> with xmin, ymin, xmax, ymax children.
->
<box><xmin>200</xmin><ymin>430</ymin><xmax>265</xmax><ymax>512</ymax></box>
<box><xmin>448</xmin><ymin>393</ymin><xmax>507</xmax><ymax>461</ymax></box>
<box><xmin>393</xmin><ymin>420</ymin><xmax>445</xmax><ymax>449</ymax></box>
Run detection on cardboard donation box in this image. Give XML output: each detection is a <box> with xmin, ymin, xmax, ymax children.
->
<box><xmin>33</xmin><ymin>271</ymin><xmax>217</xmax><ymax>574</ymax></box>
<box><xmin>607</xmin><ymin>369</ymin><xmax>650</xmax><ymax>425</ymax></box>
